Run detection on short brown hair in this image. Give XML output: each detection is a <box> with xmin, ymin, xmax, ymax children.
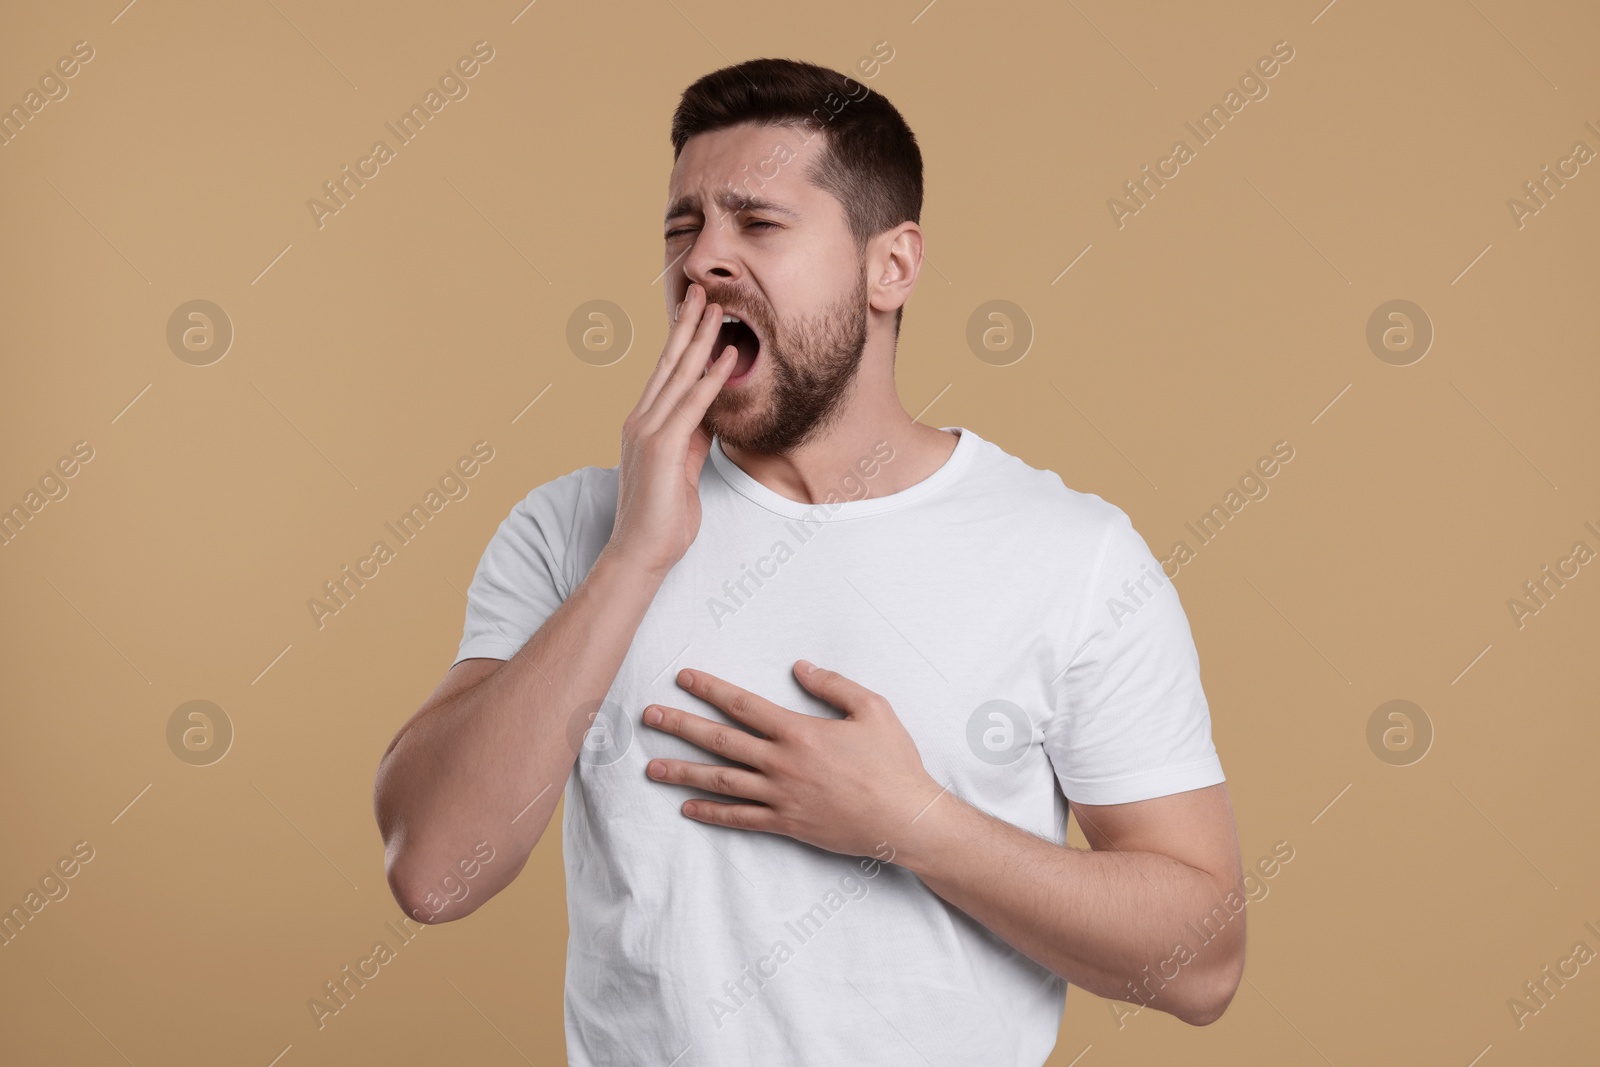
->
<box><xmin>670</xmin><ymin>57</ymin><xmax>923</xmax><ymax>334</ymax></box>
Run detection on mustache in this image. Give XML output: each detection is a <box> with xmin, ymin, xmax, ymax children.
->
<box><xmin>698</xmin><ymin>289</ymin><xmax>772</xmax><ymax>346</ymax></box>
<box><xmin>703</xmin><ymin>290</ymin><xmax>760</xmax><ymax>318</ymax></box>
<box><xmin>673</xmin><ymin>289</ymin><xmax>766</xmax><ymax>328</ymax></box>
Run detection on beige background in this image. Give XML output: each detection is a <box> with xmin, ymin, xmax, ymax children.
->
<box><xmin>2</xmin><ymin>0</ymin><xmax>1597</xmax><ymax>1063</ymax></box>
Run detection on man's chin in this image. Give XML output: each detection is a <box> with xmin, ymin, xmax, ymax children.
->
<box><xmin>702</xmin><ymin>410</ymin><xmax>755</xmax><ymax>450</ymax></box>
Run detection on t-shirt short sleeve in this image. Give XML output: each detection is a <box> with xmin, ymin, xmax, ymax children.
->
<box><xmin>453</xmin><ymin>468</ymin><xmax>589</xmax><ymax>668</ymax></box>
<box><xmin>1044</xmin><ymin>506</ymin><xmax>1226</xmax><ymax>806</ymax></box>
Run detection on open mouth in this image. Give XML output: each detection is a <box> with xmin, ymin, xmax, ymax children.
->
<box><xmin>714</xmin><ymin>313</ymin><xmax>762</xmax><ymax>381</ymax></box>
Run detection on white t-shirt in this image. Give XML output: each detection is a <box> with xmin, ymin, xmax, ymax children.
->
<box><xmin>455</xmin><ymin>425</ymin><xmax>1225</xmax><ymax>1066</ymax></box>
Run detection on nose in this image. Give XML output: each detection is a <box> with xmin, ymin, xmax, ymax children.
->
<box><xmin>681</xmin><ymin>211</ymin><xmax>742</xmax><ymax>296</ymax></box>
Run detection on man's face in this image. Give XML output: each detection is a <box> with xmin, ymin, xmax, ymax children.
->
<box><xmin>664</xmin><ymin>122</ymin><xmax>870</xmax><ymax>455</ymax></box>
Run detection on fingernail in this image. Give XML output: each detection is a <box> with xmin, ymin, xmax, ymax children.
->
<box><xmin>648</xmin><ymin>759</ymin><xmax>666</xmax><ymax>778</ymax></box>
<box><xmin>797</xmin><ymin>660</ymin><xmax>814</xmax><ymax>673</ymax></box>
<box><xmin>645</xmin><ymin>706</ymin><xmax>663</xmax><ymax>725</ymax></box>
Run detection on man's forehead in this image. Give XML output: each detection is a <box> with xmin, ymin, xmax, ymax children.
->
<box><xmin>666</xmin><ymin>123</ymin><xmax>823</xmax><ymax>213</ymax></box>
<box><xmin>664</xmin><ymin>187</ymin><xmax>804</xmax><ymax>223</ymax></box>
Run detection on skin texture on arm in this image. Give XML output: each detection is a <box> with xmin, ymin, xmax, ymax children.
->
<box><xmin>373</xmin><ymin>282</ymin><xmax>744</xmax><ymax>925</ymax></box>
<box><xmin>373</xmin><ymin>544</ymin><xmax>667</xmax><ymax>924</ymax></box>
<box><xmin>640</xmin><ymin>661</ymin><xmax>1246</xmax><ymax>1026</ymax></box>
<box><xmin>895</xmin><ymin>785</ymin><xmax>1246</xmax><ymax>1026</ymax></box>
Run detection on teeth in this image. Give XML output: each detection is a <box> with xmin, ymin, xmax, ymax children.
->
<box><xmin>722</xmin><ymin>315</ymin><xmax>741</xmax><ymax>324</ymax></box>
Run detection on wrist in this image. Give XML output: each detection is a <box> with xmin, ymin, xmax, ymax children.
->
<box><xmin>595</xmin><ymin>540</ymin><xmax>672</xmax><ymax>586</ymax></box>
<box><xmin>881</xmin><ymin>777</ymin><xmax>966</xmax><ymax>878</ymax></box>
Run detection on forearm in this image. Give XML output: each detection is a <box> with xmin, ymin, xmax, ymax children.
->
<box><xmin>894</xmin><ymin>794</ymin><xmax>1244</xmax><ymax>1025</ymax></box>
<box><xmin>375</xmin><ymin>544</ymin><xmax>664</xmax><ymax>920</ymax></box>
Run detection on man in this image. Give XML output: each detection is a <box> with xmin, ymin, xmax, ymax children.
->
<box><xmin>374</xmin><ymin>56</ymin><xmax>1244</xmax><ymax>1065</ymax></box>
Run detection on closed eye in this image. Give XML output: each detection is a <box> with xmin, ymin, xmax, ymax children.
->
<box><xmin>665</xmin><ymin>219</ymin><xmax>780</xmax><ymax>239</ymax></box>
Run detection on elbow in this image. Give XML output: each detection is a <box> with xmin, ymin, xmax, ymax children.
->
<box><xmin>378</xmin><ymin>813</ymin><xmax>454</xmax><ymax>925</ymax></box>
<box><xmin>384</xmin><ymin>850</ymin><xmax>469</xmax><ymax>926</ymax></box>
<box><xmin>1178</xmin><ymin>953</ymin><xmax>1244</xmax><ymax>1027</ymax></box>
<box><xmin>373</xmin><ymin>753</ymin><xmax>448</xmax><ymax>922</ymax></box>
<box><xmin>382</xmin><ymin>834</ymin><xmax>523</xmax><ymax>927</ymax></box>
<box><xmin>371</xmin><ymin>749</ymin><xmax>526</xmax><ymax>927</ymax></box>
<box><xmin>1178</xmin><ymin>997</ymin><xmax>1228</xmax><ymax>1028</ymax></box>
<box><xmin>383</xmin><ymin>845</ymin><xmax>439</xmax><ymax>924</ymax></box>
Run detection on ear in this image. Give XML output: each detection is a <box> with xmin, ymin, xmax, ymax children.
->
<box><xmin>867</xmin><ymin>223</ymin><xmax>922</xmax><ymax>318</ymax></box>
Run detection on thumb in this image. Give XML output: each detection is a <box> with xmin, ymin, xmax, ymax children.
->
<box><xmin>794</xmin><ymin>661</ymin><xmax>885</xmax><ymax>719</ymax></box>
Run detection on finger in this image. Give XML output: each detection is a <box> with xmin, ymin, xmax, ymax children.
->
<box><xmin>658</xmin><ymin>340</ymin><xmax>741</xmax><ymax>451</ymax></box>
<box><xmin>793</xmin><ymin>661</ymin><xmax>891</xmax><ymax>720</ymax></box>
<box><xmin>681</xmin><ymin>384</ymin><xmax>723</xmax><ymax>477</ymax></box>
<box><xmin>677</xmin><ymin>668</ymin><xmax>788</xmax><ymax>738</ymax></box>
<box><xmin>636</xmin><ymin>283</ymin><xmax>706</xmax><ymax>412</ymax></box>
<box><xmin>679</xmin><ymin>799</ymin><xmax>782</xmax><ymax>833</ymax></box>
<box><xmin>646</xmin><ymin>299</ymin><xmax>728</xmax><ymax>434</ymax></box>
<box><xmin>643</xmin><ymin>703</ymin><xmax>770</xmax><ymax>769</ymax></box>
<box><xmin>647</xmin><ymin>757</ymin><xmax>772</xmax><ymax>803</ymax></box>
<box><xmin>655</xmin><ymin>339</ymin><xmax>737</xmax><ymax>455</ymax></box>
<box><xmin>639</xmin><ymin>298</ymin><xmax>724</xmax><ymax>436</ymax></box>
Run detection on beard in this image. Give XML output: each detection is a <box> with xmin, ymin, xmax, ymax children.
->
<box><xmin>698</xmin><ymin>262</ymin><xmax>870</xmax><ymax>456</ymax></box>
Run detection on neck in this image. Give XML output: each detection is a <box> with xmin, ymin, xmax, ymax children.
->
<box><xmin>718</xmin><ymin>338</ymin><xmax>959</xmax><ymax>506</ymax></box>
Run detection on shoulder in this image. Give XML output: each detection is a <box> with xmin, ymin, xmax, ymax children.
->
<box><xmin>472</xmin><ymin>463</ymin><xmax>618</xmax><ymax>598</ymax></box>
<box><xmin>480</xmin><ymin>464</ymin><xmax>619</xmax><ymax>566</ymax></box>
<box><xmin>958</xmin><ymin>432</ymin><xmax>1159</xmax><ymax>614</ymax></box>
<box><xmin>505</xmin><ymin>463</ymin><xmax>616</xmax><ymax>518</ymax></box>
<box><xmin>962</xmin><ymin>430</ymin><xmax>1130</xmax><ymax>541</ymax></box>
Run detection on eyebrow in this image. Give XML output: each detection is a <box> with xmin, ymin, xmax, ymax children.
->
<box><xmin>664</xmin><ymin>190</ymin><xmax>800</xmax><ymax>225</ymax></box>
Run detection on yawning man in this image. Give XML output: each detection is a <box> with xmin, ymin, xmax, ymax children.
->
<box><xmin>374</xmin><ymin>55</ymin><xmax>1245</xmax><ymax>1067</ymax></box>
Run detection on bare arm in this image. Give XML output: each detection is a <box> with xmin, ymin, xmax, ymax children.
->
<box><xmin>631</xmin><ymin>647</ymin><xmax>1246</xmax><ymax>1022</ymax></box>
<box><xmin>893</xmin><ymin>783</ymin><xmax>1245</xmax><ymax>1026</ymax></box>
<box><xmin>373</xmin><ymin>280</ymin><xmax>740</xmax><ymax>924</ymax></box>
<box><xmin>372</xmin><ymin>544</ymin><xmax>664</xmax><ymax>924</ymax></box>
